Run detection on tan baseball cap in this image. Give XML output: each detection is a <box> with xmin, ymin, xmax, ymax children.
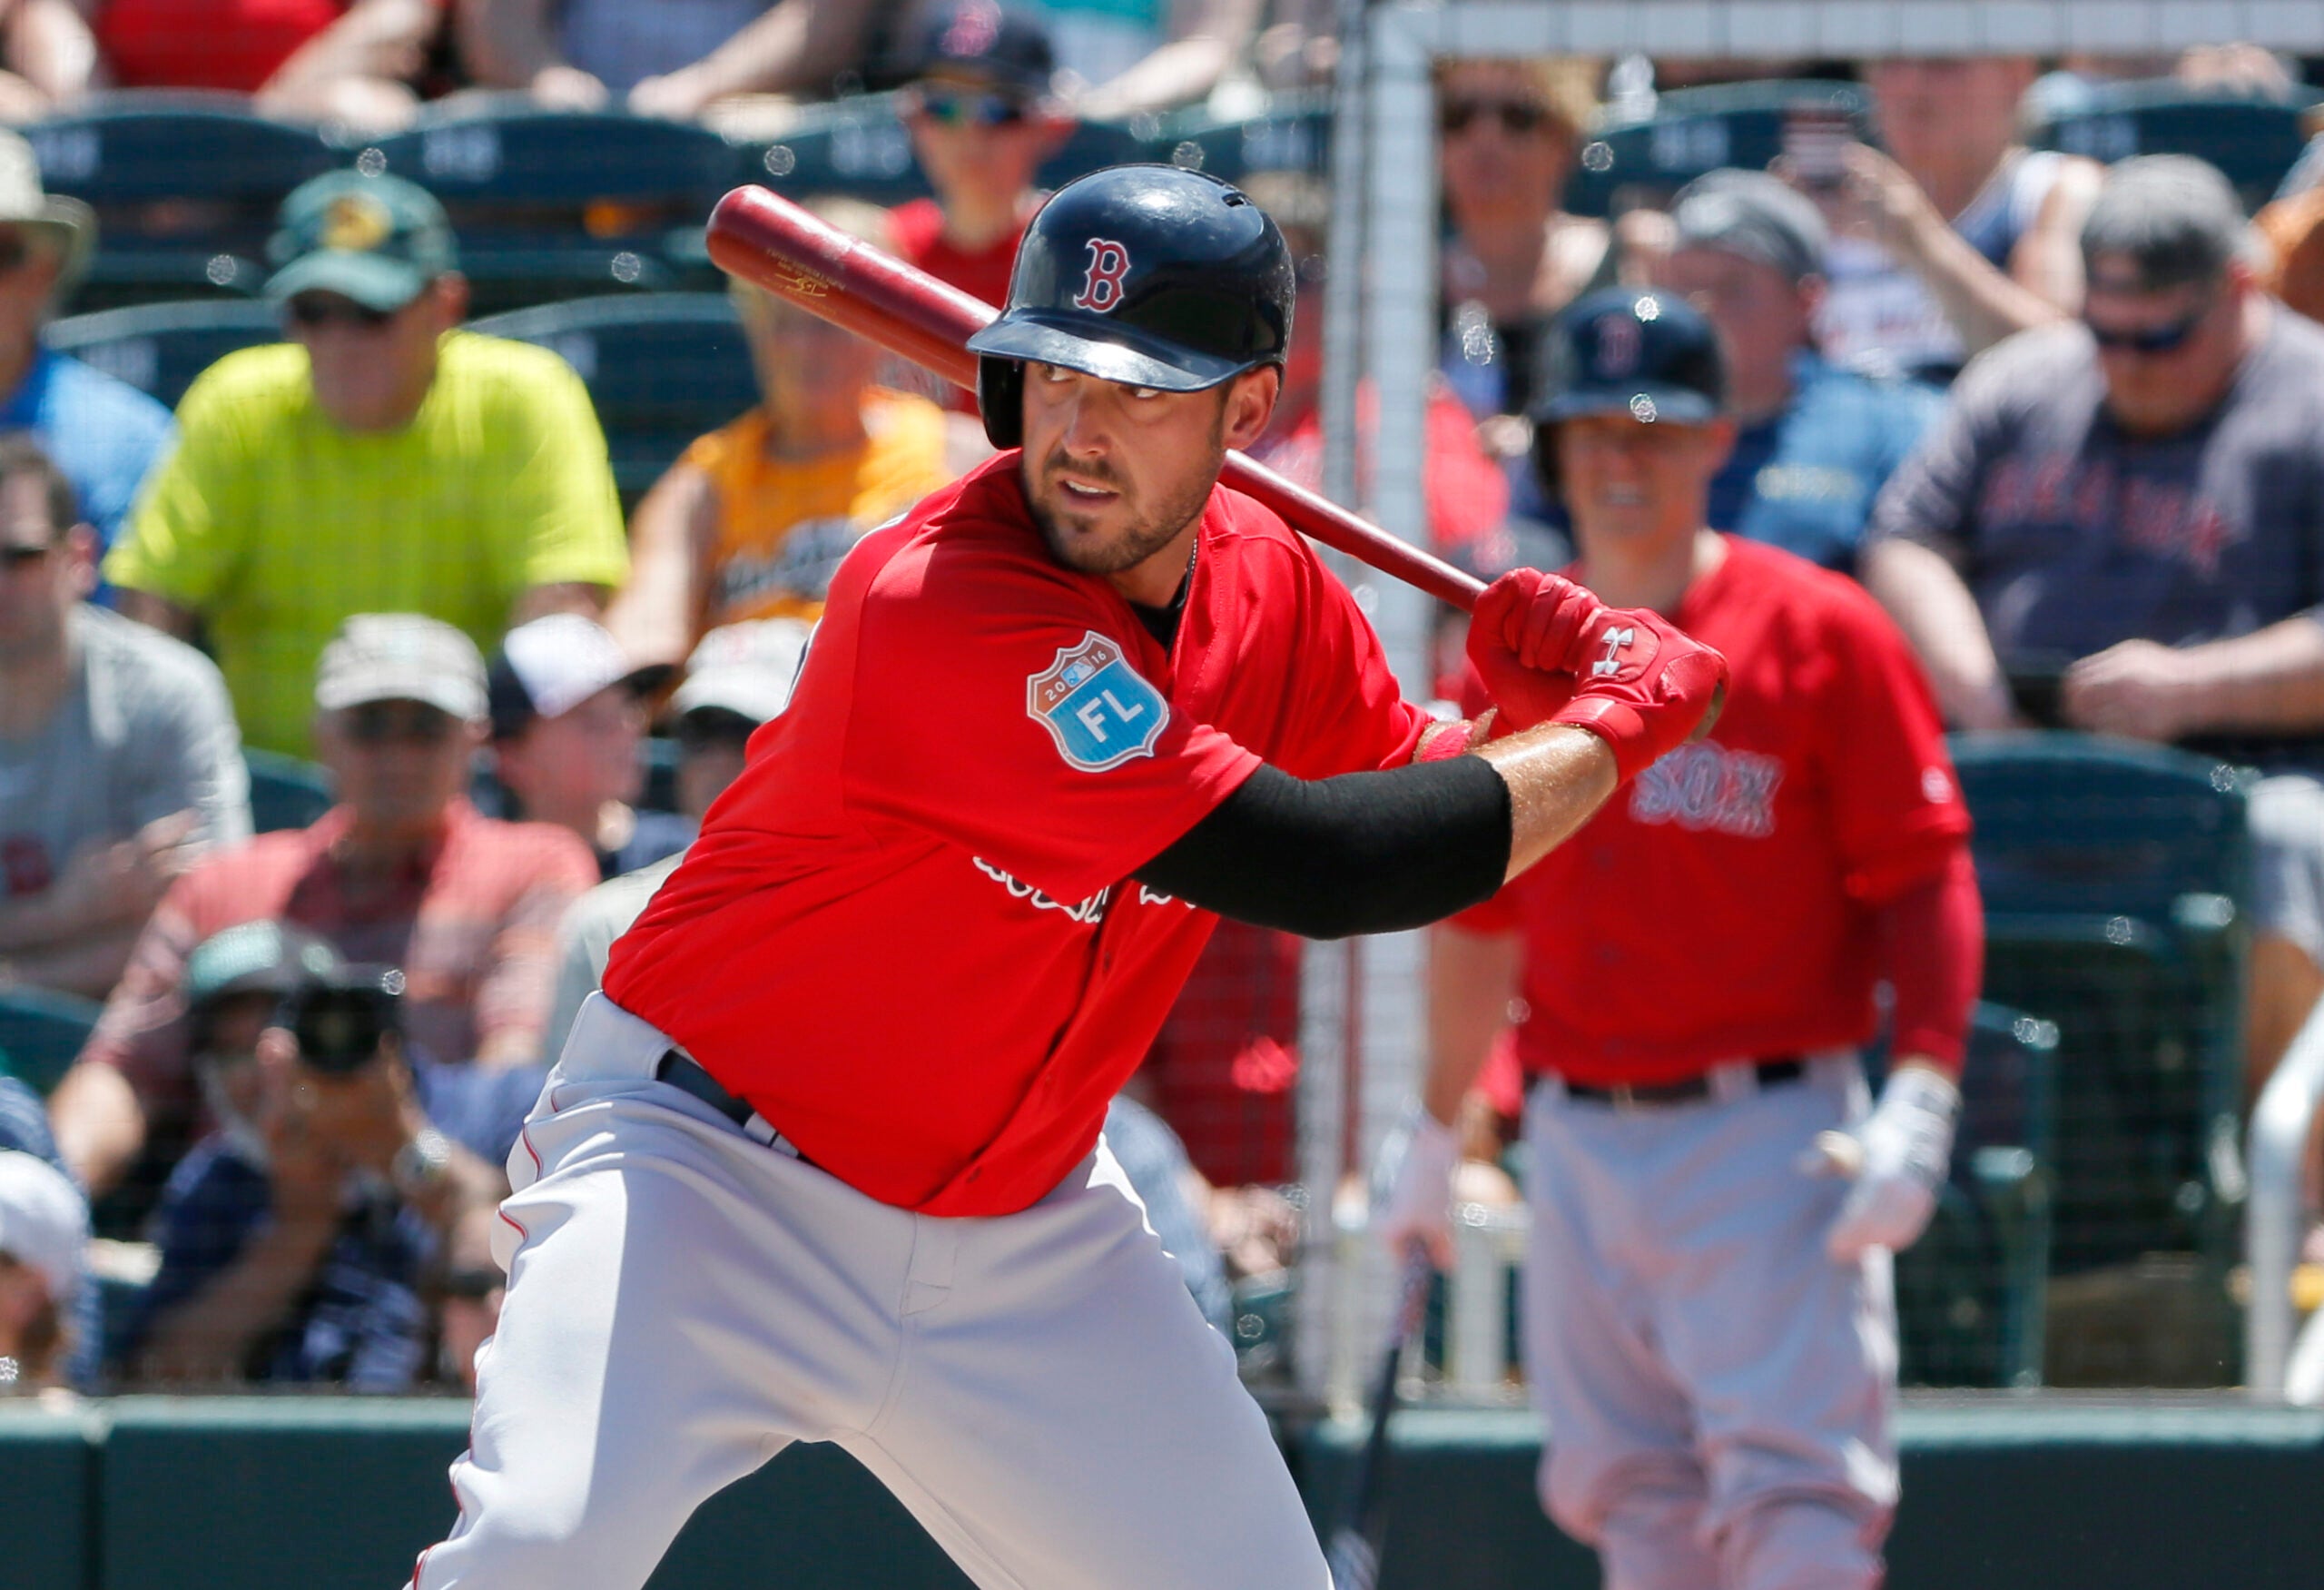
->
<box><xmin>314</xmin><ymin>613</ymin><xmax>489</xmax><ymax>721</ymax></box>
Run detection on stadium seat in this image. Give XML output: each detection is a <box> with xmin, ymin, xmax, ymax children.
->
<box><xmin>360</xmin><ymin>103</ymin><xmax>743</xmax><ymax>312</ymax></box>
<box><xmin>1147</xmin><ymin>89</ymin><xmax>1333</xmax><ymax>186</ymax></box>
<box><xmin>740</xmin><ymin>92</ymin><xmax>1147</xmax><ymax>211</ymax></box>
<box><xmin>2026</xmin><ymin>80</ymin><xmax>2319</xmax><ymax>212</ymax></box>
<box><xmin>45</xmin><ymin>298</ymin><xmax>282</xmax><ymax>409</ymax></box>
<box><xmin>1950</xmin><ymin>733</ymin><xmax>2251</xmax><ymax>1375</ymax></box>
<box><xmin>468</xmin><ymin>292</ymin><xmax>757</xmax><ymax>499</ymax></box>
<box><xmin>0</xmin><ymin>985</ymin><xmax>103</xmax><ymax>1096</ymax></box>
<box><xmin>243</xmin><ymin>747</ymin><xmax>335</xmax><ymax>835</ymax></box>
<box><xmin>1563</xmin><ymin>79</ymin><xmax>1874</xmax><ymax>220</ymax></box>
<box><xmin>1888</xmin><ymin>1002</ymin><xmax>2060</xmax><ymax>1388</ymax></box>
<box><xmin>24</xmin><ymin>92</ymin><xmax>337</xmax><ymax>310</ymax></box>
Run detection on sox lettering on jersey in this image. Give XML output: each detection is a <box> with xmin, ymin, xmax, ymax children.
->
<box><xmin>1072</xmin><ymin>239</ymin><xmax>1132</xmax><ymax>312</ymax></box>
<box><xmin>1628</xmin><ymin>741</ymin><xmax>1784</xmax><ymax>838</ymax></box>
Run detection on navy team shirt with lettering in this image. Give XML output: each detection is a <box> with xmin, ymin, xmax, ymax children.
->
<box><xmin>1866</xmin><ymin>315</ymin><xmax>2324</xmax><ymax>669</ymax></box>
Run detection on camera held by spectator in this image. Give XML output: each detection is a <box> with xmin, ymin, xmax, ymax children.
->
<box><xmin>135</xmin><ymin>920</ymin><xmax>504</xmax><ymax>1389</ymax></box>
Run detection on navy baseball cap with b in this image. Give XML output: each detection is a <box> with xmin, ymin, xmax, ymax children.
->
<box><xmin>1530</xmin><ymin>288</ymin><xmax>1727</xmax><ymax>497</ymax></box>
<box><xmin>265</xmin><ymin>171</ymin><xmax>458</xmax><ymax>312</ymax></box>
<box><xmin>907</xmin><ymin>0</ymin><xmax>1056</xmax><ymax>96</ymax></box>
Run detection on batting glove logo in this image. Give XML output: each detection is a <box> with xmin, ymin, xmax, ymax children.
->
<box><xmin>1072</xmin><ymin>239</ymin><xmax>1133</xmax><ymax>312</ymax></box>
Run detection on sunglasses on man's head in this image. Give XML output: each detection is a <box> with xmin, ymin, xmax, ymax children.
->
<box><xmin>915</xmin><ymin>89</ymin><xmax>1032</xmax><ymax>128</ymax></box>
<box><xmin>285</xmin><ymin>293</ymin><xmax>398</xmax><ymax>332</ymax></box>
<box><xmin>344</xmin><ymin>701</ymin><xmax>457</xmax><ymax>745</ymax></box>
<box><xmin>1440</xmin><ymin>97</ymin><xmax>1551</xmax><ymax>136</ymax></box>
<box><xmin>2083</xmin><ymin>301</ymin><xmax>2210</xmax><ymax>355</ymax></box>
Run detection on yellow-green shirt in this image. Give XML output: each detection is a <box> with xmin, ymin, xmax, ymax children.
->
<box><xmin>105</xmin><ymin>331</ymin><xmax>629</xmax><ymax>755</ymax></box>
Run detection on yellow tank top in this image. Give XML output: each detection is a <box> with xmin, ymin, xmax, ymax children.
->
<box><xmin>685</xmin><ymin>389</ymin><xmax>952</xmax><ymax>627</ymax></box>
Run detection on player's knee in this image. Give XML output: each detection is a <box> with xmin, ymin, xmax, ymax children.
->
<box><xmin>1714</xmin><ymin>1491</ymin><xmax>1887</xmax><ymax>1590</ymax></box>
<box><xmin>1539</xmin><ymin>1449</ymin><xmax>1708</xmax><ymax>1561</ymax></box>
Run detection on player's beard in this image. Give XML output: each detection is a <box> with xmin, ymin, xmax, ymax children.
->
<box><xmin>1026</xmin><ymin>412</ymin><xmax>1227</xmax><ymax>578</ymax></box>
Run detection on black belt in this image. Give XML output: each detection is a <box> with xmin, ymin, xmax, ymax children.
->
<box><xmin>1555</xmin><ymin>1056</ymin><xmax>1806</xmax><ymax>1109</ymax></box>
<box><xmin>655</xmin><ymin>1049</ymin><xmax>759</xmax><ymax>1132</ymax></box>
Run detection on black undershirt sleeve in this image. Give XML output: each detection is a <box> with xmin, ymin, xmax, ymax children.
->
<box><xmin>1133</xmin><ymin>757</ymin><xmax>1513</xmax><ymax>940</ymax></box>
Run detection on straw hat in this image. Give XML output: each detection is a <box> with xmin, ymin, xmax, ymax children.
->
<box><xmin>0</xmin><ymin>127</ymin><xmax>94</xmax><ymax>291</ymax></box>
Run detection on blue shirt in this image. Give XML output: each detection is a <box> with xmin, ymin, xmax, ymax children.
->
<box><xmin>1708</xmin><ymin>352</ymin><xmax>1944</xmax><ymax>573</ymax></box>
<box><xmin>129</xmin><ymin>1056</ymin><xmax>542</xmax><ymax>1388</ymax></box>
<box><xmin>0</xmin><ymin>345</ymin><xmax>176</xmax><ymax>552</ymax></box>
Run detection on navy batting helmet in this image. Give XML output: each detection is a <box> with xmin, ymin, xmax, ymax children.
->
<box><xmin>1529</xmin><ymin>287</ymin><xmax>1726</xmax><ymax>499</ymax></box>
<box><xmin>965</xmin><ymin>163</ymin><xmax>1295</xmax><ymax>449</ymax></box>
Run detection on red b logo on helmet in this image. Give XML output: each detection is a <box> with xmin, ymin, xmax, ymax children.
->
<box><xmin>1072</xmin><ymin>238</ymin><xmax>1132</xmax><ymax>312</ymax></box>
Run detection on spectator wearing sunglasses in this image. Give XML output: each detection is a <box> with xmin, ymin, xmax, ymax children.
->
<box><xmin>1863</xmin><ymin>154</ymin><xmax>2324</xmax><ymax>1097</ymax></box>
<box><xmin>105</xmin><ymin>173</ymin><xmax>629</xmax><ymax>760</ymax></box>
<box><xmin>1434</xmin><ymin>56</ymin><xmax>1613</xmax><ymax>538</ymax></box>
<box><xmin>0</xmin><ymin>436</ymin><xmax>247</xmax><ymax>1001</ymax></box>
<box><xmin>890</xmin><ymin>2</ymin><xmax>1077</xmax><ymax>327</ymax></box>
<box><xmin>608</xmin><ymin>198</ymin><xmax>956</xmax><ymax>670</ymax></box>
<box><xmin>0</xmin><ymin>131</ymin><xmax>173</xmax><ymax>568</ymax></box>
<box><xmin>47</xmin><ymin>615</ymin><xmax>597</xmax><ymax>1210</ymax></box>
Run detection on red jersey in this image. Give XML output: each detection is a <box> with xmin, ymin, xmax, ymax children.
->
<box><xmin>606</xmin><ymin>454</ymin><xmax>1426</xmax><ymax>1215</ymax></box>
<box><xmin>888</xmin><ymin>197</ymin><xmax>1023</xmax><ymax>312</ymax></box>
<box><xmin>1456</xmin><ymin>537</ymin><xmax>1969</xmax><ymax>1086</ymax></box>
<box><xmin>100</xmin><ymin>0</ymin><xmax>352</xmax><ymax>92</ymax></box>
<box><xmin>890</xmin><ymin>198</ymin><xmax>1023</xmax><ymax>414</ymax></box>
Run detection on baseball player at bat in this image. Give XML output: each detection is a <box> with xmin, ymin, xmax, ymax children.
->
<box><xmin>409</xmin><ymin>165</ymin><xmax>1727</xmax><ymax>1590</ymax></box>
<box><xmin>1377</xmin><ymin>289</ymin><xmax>1984</xmax><ymax>1590</ymax></box>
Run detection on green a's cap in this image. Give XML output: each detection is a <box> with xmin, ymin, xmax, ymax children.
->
<box><xmin>182</xmin><ymin>921</ymin><xmax>343</xmax><ymax>1011</ymax></box>
<box><xmin>264</xmin><ymin>171</ymin><xmax>458</xmax><ymax>312</ymax></box>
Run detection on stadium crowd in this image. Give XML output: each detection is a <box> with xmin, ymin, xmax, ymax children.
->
<box><xmin>4</xmin><ymin>2</ymin><xmax>2324</xmax><ymax>1404</ymax></box>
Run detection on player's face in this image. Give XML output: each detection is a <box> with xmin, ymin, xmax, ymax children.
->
<box><xmin>1556</xmin><ymin>411</ymin><xmax>1733</xmax><ymax>551</ymax></box>
<box><xmin>1018</xmin><ymin>361</ymin><xmax>1278</xmax><ymax>606</ymax></box>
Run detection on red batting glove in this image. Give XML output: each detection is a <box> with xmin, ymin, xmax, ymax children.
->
<box><xmin>1464</xmin><ymin>569</ymin><xmax>1605</xmax><ymax>730</ymax></box>
<box><xmin>1550</xmin><ymin>607</ymin><xmax>1729</xmax><ymax>782</ymax></box>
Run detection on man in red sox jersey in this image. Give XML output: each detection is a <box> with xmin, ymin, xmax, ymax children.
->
<box><xmin>1381</xmin><ymin>289</ymin><xmax>1984</xmax><ymax>1590</ymax></box>
<box><xmin>410</xmin><ymin>170</ymin><xmax>1728</xmax><ymax>1589</ymax></box>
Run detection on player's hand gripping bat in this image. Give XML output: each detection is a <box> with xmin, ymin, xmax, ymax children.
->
<box><xmin>704</xmin><ymin>184</ymin><xmax>1487</xmax><ymax>613</ymax></box>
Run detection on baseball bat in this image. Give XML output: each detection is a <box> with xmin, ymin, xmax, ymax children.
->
<box><xmin>704</xmin><ymin>185</ymin><xmax>1486</xmax><ymax>613</ymax></box>
<box><xmin>1324</xmin><ymin>1242</ymin><xmax>1437</xmax><ymax>1590</ymax></box>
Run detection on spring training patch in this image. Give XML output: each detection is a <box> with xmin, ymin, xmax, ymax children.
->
<box><xmin>1027</xmin><ymin>631</ymin><xmax>1167</xmax><ymax>772</ymax></box>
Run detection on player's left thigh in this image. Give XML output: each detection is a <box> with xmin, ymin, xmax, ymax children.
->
<box><xmin>1646</xmin><ymin>1069</ymin><xmax>1899</xmax><ymax>1542</ymax></box>
<box><xmin>846</xmin><ymin>1144</ymin><xmax>1329</xmax><ymax>1590</ymax></box>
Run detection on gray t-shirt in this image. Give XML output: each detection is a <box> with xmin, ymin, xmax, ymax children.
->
<box><xmin>0</xmin><ymin>605</ymin><xmax>250</xmax><ymax>901</ymax></box>
<box><xmin>542</xmin><ymin>849</ymin><xmax>685</xmax><ymax>1064</ymax></box>
<box><xmin>1867</xmin><ymin>312</ymin><xmax>2324</xmax><ymax>675</ymax></box>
